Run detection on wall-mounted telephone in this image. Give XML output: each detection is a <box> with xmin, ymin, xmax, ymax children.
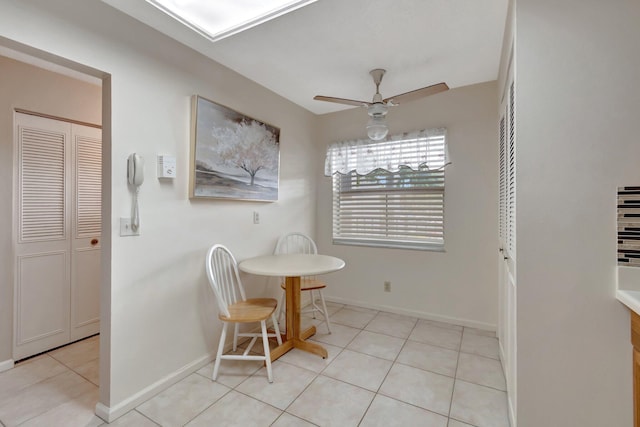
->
<box><xmin>127</xmin><ymin>153</ymin><xmax>144</xmax><ymax>232</ymax></box>
<box><xmin>128</xmin><ymin>153</ymin><xmax>144</xmax><ymax>187</ymax></box>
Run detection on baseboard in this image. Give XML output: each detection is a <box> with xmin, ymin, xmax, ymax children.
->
<box><xmin>95</xmin><ymin>352</ymin><xmax>214</xmax><ymax>423</ymax></box>
<box><xmin>0</xmin><ymin>359</ymin><xmax>14</xmax><ymax>373</ymax></box>
<box><xmin>324</xmin><ymin>295</ymin><xmax>497</xmax><ymax>332</ymax></box>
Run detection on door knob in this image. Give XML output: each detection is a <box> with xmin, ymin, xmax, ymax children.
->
<box><xmin>91</xmin><ymin>238</ymin><xmax>99</xmax><ymax>246</ymax></box>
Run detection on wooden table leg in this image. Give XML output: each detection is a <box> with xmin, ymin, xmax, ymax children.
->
<box><xmin>287</xmin><ymin>275</ymin><xmax>299</xmax><ymax>341</ymax></box>
<box><xmin>270</xmin><ymin>275</ymin><xmax>328</xmax><ymax>361</ymax></box>
<box><xmin>293</xmin><ymin>338</ymin><xmax>327</xmax><ymax>359</ymax></box>
<box><xmin>301</xmin><ymin>325</ymin><xmax>316</xmax><ymax>340</ymax></box>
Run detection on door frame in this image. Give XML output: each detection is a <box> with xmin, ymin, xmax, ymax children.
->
<box><xmin>1</xmin><ymin>40</ymin><xmax>113</xmax><ymax>409</ymax></box>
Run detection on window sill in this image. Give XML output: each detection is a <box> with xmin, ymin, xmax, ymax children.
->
<box><xmin>332</xmin><ymin>238</ymin><xmax>445</xmax><ymax>252</ymax></box>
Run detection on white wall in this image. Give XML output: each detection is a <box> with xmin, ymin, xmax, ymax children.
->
<box><xmin>514</xmin><ymin>0</ymin><xmax>640</xmax><ymax>425</ymax></box>
<box><xmin>316</xmin><ymin>82</ymin><xmax>499</xmax><ymax>329</ymax></box>
<box><xmin>0</xmin><ymin>0</ymin><xmax>317</xmax><ymax>413</ymax></box>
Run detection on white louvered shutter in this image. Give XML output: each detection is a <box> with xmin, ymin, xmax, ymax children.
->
<box><xmin>507</xmin><ymin>81</ymin><xmax>516</xmax><ymax>258</ymax></box>
<box><xmin>499</xmin><ymin>115</ymin><xmax>506</xmax><ymax>241</ymax></box>
<box><xmin>75</xmin><ymin>134</ymin><xmax>102</xmax><ymax>237</ymax></box>
<box><xmin>19</xmin><ymin>127</ymin><xmax>66</xmax><ymax>241</ymax></box>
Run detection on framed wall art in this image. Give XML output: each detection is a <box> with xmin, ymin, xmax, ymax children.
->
<box><xmin>189</xmin><ymin>95</ymin><xmax>280</xmax><ymax>201</ymax></box>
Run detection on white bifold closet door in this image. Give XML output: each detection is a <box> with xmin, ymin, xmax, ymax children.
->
<box><xmin>14</xmin><ymin>112</ymin><xmax>101</xmax><ymax>360</ymax></box>
<box><xmin>498</xmin><ymin>60</ymin><xmax>517</xmax><ymax>423</ymax></box>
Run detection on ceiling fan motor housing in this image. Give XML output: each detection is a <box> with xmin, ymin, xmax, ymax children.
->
<box><xmin>368</xmin><ymin>102</ymin><xmax>388</xmax><ymax>117</ymax></box>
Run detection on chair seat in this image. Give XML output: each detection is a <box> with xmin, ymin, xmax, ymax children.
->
<box><xmin>219</xmin><ymin>298</ymin><xmax>278</xmax><ymax>323</ymax></box>
<box><xmin>280</xmin><ymin>278</ymin><xmax>327</xmax><ymax>291</ymax></box>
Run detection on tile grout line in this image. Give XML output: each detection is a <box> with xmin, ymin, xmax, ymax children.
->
<box><xmin>270</xmin><ymin>411</ymin><xmax>320</xmax><ymax>427</ymax></box>
<box><xmin>225</xmin><ymin>318</ymin><xmax>344</xmax><ymax>425</ymax></box>
<box><xmin>133</xmin><ymin>408</ymin><xmax>162</xmax><ymax>426</ymax></box>
<box><xmin>352</xmin><ymin>314</ymin><xmax>382</xmax><ymax>427</ymax></box>
<box><xmin>355</xmin><ymin>324</ymin><xmax>409</xmax><ymax>426</ymax></box>
<box><xmin>279</xmin><ymin>309</ymin><xmax>375</xmax><ymax>425</ymax></box>
<box><xmin>178</xmin><ymin>385</ymin><xmax>234</xmax><ymax>426</ymax></box>
<box><xmin>230</xmin><ymin>310</ymin><xmax>501</xmax><ymax>424</ymax></box>
<box><xmin>448</xmin><ymin>338</ymin><xmax>463</xmax><ymax>422</ymax></box>
<box><xmin>362</xmin><ymin>313</ymin><xmax>457</xmax><ymax>424</ymax></box>
<box><xmin>145</xmin><ymin>306</ymin><xmax>506</xmax><ymax>427</ymax></box>
<box><xmin>277</xmin><ymin>328</ymin><xmax>347</xmax><ymax>424</ymax></box>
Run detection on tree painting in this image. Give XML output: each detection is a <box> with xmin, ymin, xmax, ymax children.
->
<box><xmin>191</xmin><ymin>95</ymin><xmax>280</xmax><ymax>201</ymax></box>
<box><xmin>211</xmin><ymin>119</ymin><xmax>278</xmax><ymax>186</ymax></box>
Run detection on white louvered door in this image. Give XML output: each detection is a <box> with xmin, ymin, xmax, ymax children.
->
<box><xmin>498</xmin><ymin>58</ymin><xmax>517</xmax><ymax>424</ymax></box>
<box><xmin>70</xmin><ymin>125</ymin><xmax>101</xmax><ymax>341</ymax></box>
<box><xmin>14</xmin><ymin>114</ymin><xmax>71</xmax><ymax>359</ymax></box>
<box><xmin>14</xmin><ymin>113</ymin><xmax>101</xmax><ymax>360</ymax></box>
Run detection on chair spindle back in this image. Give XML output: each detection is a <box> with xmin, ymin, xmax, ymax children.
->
<box><xmin>275</xmin><ymin>232</ymin><xmax>318</xmax><ymax>256</ymax></box>
<box><xmin>206</xmin><ymin>244</ymin><xmax>246</xmax><ymax>318</ymax></box>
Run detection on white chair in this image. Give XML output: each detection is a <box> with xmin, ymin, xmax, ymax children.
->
<box><xmin>206</xmin><ymin>244</ymin><xmax>282</xmax><ymax>383</ymax></box>
<box><xmin>275</xmin><ymin>232</ymin><xmax>332</xmax><ymax>333</ymax></box>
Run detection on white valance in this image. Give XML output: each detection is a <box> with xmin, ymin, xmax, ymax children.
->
<box><xmin>324</xmin><ymin>128</ymin><xmax>449</xmax><ymax>176</ymax></box>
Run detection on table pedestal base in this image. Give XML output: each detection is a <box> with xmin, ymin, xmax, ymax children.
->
<box><xmin>269</xmin><ymin>334</ymin><xmax>328</xmax><ymax>361</ymax></box>
<box><xmin>268</xmin><ymin>276</ymin><xmax>328</xmax><ymax>362</ymax></box>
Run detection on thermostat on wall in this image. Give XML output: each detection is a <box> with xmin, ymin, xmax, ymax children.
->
<box><xmin>157</xmin><ymin>155</ymin><xmax>176</xmax><ymax>178</ymax></box>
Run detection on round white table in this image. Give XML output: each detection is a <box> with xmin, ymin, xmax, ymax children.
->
<box><xmin>239</xmin><ymin>254</ymin><xmax>345</xmax><ymax>360</ymax></box>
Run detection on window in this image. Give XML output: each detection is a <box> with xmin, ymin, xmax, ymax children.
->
<box><xmin>327</xmin><ymin>129</ymin><xmax>447</xmax><ymax>251</ymax></box>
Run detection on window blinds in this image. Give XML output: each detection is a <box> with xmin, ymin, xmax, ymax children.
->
<box><xmin>328</xmin><ymin>129</ymin><xmax>447</xmax><ymax>250</ymax></box>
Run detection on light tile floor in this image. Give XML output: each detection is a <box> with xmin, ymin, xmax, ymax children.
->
<box><xmin>0</xmin><ymin>303</ymin><xmax>510</xmax><ymax>427</ymax></box>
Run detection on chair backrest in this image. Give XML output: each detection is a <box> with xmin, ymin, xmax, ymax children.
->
<box><xmin>274</xmin><ymin>232</ymin><xmax>318</xmax><ymax>256</ymax></box>
<box><xmin>206</xmin><ymin>244</ymin><xmax>246</xmax><ymax>318</ymax></box>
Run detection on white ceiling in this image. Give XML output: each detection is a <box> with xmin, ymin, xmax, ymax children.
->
<box><xmin>102</xmin><ymin>0</ymin><xmax>509</xmax><ymax>115</ymax></box>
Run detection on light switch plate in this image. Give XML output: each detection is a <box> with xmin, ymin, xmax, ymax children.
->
<box><xmin>120</xmin><ymin>218</ymin><xmax>139</xmax><ymax>236</ymax></box>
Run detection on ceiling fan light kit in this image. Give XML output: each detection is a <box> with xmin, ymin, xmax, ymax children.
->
<box><xmin>366</xmin><ymin>115</ymin><xmax>388</xmax><ymax>141</ymax></box>
<box><xmin>314</xmin><ymin>68</ymin><xmax>449</xmax><ymax>141</ymax></box>
<box><xmin>366</xmin><ymin>101</ymin><xmax>389</xmax><ymax>141</ymax></box>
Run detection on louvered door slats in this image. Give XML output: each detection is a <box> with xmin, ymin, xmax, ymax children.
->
<box><xmin>75</xmin><ymin>135</ymin><xmax>102</xmax><ymax>237</ymax></box>
<box><xmin>507</xmin><ymin>81</ymin><xmax>516</xmax><ymax>258</ymax></box>
<box><xmin>19</xmin><ymin>127</ymin><xmax>66</xmax><ymax>241</ymax></box>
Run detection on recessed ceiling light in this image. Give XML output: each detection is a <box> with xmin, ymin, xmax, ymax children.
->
<box><xmin>146</xmin><ymin>0</ymin><xmax>318</xmax><ymax>42</ymax></box>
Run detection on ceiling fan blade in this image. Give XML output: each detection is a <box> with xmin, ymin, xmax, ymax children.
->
<box><xmin>313</xmin><ymin>95</ymin><xmax>370</xmax><ymax>107</ymax></box>
<box><xmin>383</xmin><ymin>82</ymin><xmax>449</xmax><ymax>106</ymax></box>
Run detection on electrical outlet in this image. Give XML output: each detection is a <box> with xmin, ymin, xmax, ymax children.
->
<box><xmin>253</xmin><ymin>211</ymin><xmax>260</xmax><ymax>224</ymax></box>
<box><xmin>384</xmin><ymin>281</ymin><xmax>391</xmax><ymax>292</ymax></box>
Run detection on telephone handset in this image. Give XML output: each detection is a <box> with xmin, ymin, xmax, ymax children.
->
<box><xmin>127</xmin><ymin>153</ymin><xmax>144</xmax><ymax>232</ymax></box>
<box><xmin>127</xmin><ymin>153</ymin><xmax>144</xmax><ymax>186</ymax></box>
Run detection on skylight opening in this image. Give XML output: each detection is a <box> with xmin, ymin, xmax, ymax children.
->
<box><xmin>146</xmin><ymin>0</ymin><xmax>318</xmax><ymax>42</ymax></box>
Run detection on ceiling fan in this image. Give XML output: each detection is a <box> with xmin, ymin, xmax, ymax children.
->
<box><xmin>314</xmin><ymin>69</ymin><xmax>449</xmax><ymax>140</ymax></box>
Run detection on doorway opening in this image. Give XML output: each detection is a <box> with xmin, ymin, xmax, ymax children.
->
<box><xmin>0</xmin><ymin>40</ymin><xmax>112</xmax><ymax>411</ymax></box>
